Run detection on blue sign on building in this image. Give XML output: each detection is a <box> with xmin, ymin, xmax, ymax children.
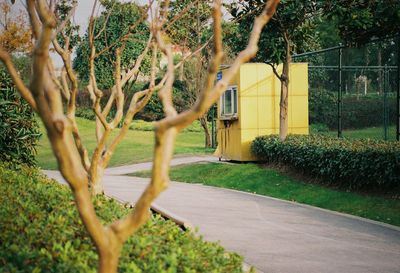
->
<box><xmin>216</xmin><ymin>71</ymin><xmax>222</xmax><ymax>81</ymax></box>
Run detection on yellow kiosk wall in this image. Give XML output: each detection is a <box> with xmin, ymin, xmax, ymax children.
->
<box><xmin>216</xmin><ymin>63</ymin><xmax>308</xmax><ymax>161</ymax></box>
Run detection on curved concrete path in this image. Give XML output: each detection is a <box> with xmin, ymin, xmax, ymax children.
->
<box><xmin>45</xmin><ymin>156</ymin><xmax>400</xmax><ymax>273</ymax></box>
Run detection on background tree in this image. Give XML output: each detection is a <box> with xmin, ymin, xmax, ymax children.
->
<box><xmin>227</xmin><ymin>0</ymin><xmax>320</xmax><ymax>140</ymax></box>
<box><xmin>323</xmin><ymin>0</ymin><xmax>400</xmax><ymax>46</ymax></box>
<box><xmin>0</xmin><ymin>0</ymin><xmax>280</xmax><ymax>272</ymax></box>
<box><xmin>167</xmin><ymin>0</ymin><xmax>214</xmax><ymax>147</ymax></box>
<box><xmin>73</xmin><ymin>0</ymin><xmax>151</xmax><ymax>89</ymax></box>
<box><xmin>0</xmin><ymin>0</ymin><xmax>32</xmax><ymax>53</ymax></box>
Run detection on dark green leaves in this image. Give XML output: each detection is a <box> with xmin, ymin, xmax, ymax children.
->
<box><xmin>0</xmin><ymin>67</ymin><xmax>40</xmax><ymax>166</ymax></box>
<box><xmin>324</xmin><ymin>0</ymin><xmax>400</xmax><ymax>45</ymax></box>
<box><xmin>0</xmin><ymin>163</ymin><xmax>244</xmax><ymax>272</ymax></box>
<box><xmin>251</xmin><ymin>134</ymin><xmax>400</xmax><ymax>192</ymax></box>
<box><xmin>73</xmin><ymin>2</ymin><xmax>151</xmax><ymax>89</ymax></box>
<box><xmin>226</xmin><ymin>0</ymin><xmax>321</xmax><ymax>65</ymax></box>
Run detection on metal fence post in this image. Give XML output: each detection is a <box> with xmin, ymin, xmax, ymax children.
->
<box><xmin>397</xmin><ymin>35</ymin><xmax>400</xmax><ymax>141</ymax></box>
<box><xmin>211</xmin><ymin>105</ymin><xmax>216</xmax><ymax>148</ymax></box>
<box><xmin>383</xmin><ymin>65</ymin><xmax>388</xmax><ymax>140</ymax></box>
<box><xmin>338</xmin><ymin>45</ymin><xmax>343</xmax><ymax>138</ymax></box>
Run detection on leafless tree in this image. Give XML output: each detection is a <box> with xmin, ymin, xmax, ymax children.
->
<box><xmin>0</xmin><ymin>0</ymin><xmax>279</xmax><ymax>272</ymax></box>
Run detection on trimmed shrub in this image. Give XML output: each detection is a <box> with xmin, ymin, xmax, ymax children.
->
<box><xmin>0</xmin><ymin>162</ymin><xmax>243</xmax><ymax>272</ymax></box>
<box><xmin>309</xmin><ymin>89</ymin><xmax>396</xmax><ymax>130</ymax></box>
<box><xmin>251</xmin><ymin>135</ymin><xmax>400</xmax><ymax>192</ymax></box>
<box><xmin>75</xmin><ymin>80</ymin><xmax>193</xmax><ymax>123</ymax></box>
<box><xmin>135</xmin><ymin>79</ymin><xmax>191</xmax><ymax>121</ymax></box>
<box><xmin>0</xmin><ymin>68</ymin><xmax>40</xmax><ymax>166</ymax></box>
<box><xmin>75</xmin><ymin>107</ymin><xmax>97</xmax><ymax>121</ymax></box>
<box><xmin>129</xmin><ymin>119</ymin><xmax>210</xmax><ymax>133</ymax></box>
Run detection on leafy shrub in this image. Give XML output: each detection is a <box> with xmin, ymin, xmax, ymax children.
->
<box><xmin>309</xmin><ymin>89</ymin><xmax>337</xmax><ymax>129</ymax></box>
<box><xmin>135</xmin><ymin>79</ymin><xmax>192</xmax><ymax>121</ymax></box>
<box><xmin>309</xmin><ymin>89</ymin><xmax>396</xmax><ymax>129</ymax></box>
<box><xmin>310</xmin><ymin>123</ymin><xmax>329</xmax><ymax>134</ymax></box>
<box><xmin>0</xmin><ymin>68</ymin><xmax>40</xmax><ymax>166</ymax></box>
<box><xmin>75</xmin><ymin>107</ymin><xmax>96</xmax><ymax>121</ymax></box>
<box><xmin>75</xmin><ymin>80</ymin><xmax>193</xmax><ymax>123</ymax></box>
<box><xmin>0</xmin><ymin>162</ymin><xmax>243</xmax><ymax>272</ymax></box>
<box><xmin>129</xmin><ymin>119</ymin><xmax>154</xmax><ymax>131</ymax></box>
<box><xmin>251</xmin><ymin>135</ymin><xmax>400</xmax><ymax>192</ymax></box>
<box><xmin>129</xmin><ymin>119</ymin><xmax>209</xmax><ymax>133</ymax></box>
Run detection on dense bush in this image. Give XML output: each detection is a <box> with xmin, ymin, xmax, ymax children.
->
<box><xmin>0</xmin><ymin>68</ymin><xmax>40</xmax><ymax>166</ymax></box>
<box><xmin>75</xmin><ymin>107</ymin><xmax>97</xmax><ymax>121</ymax></box>
<box><xmin>135</xmin><ymin>79</ymin><xmax>191</xmax><ymax>121</ymax></box>
<box><xmin>309</xmin><ymin>89</ymin><xmax>396</xmax><ymax>129</ymax></box>
<box><xmin>251</xmin><ymin>135</ymin><xmax>400</xmax><ymax>192</ymax></box>
<box><xmin>0</xmin><ymin>162</ymin><xmax>243</xmax><ymax>272</ymax></box>
<box><xmin>76</xmin><ymin>80</ymin><xmax>193</xmax><ymax>122</ymax></box>
<box><xmin>75</xmin><ymin>107</ymin><xmax>209</xmax><ymax>132</ymax></box>
<box><xmin>129</xmin><ymin>119</ymin><xmax>210</xmax><ymax>133</ymax></box>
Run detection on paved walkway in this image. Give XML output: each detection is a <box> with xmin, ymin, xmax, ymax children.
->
<box><xmin>45</xmin><ymin>156</ymin><xmax>400</xmax><ymax>273</ymax></box>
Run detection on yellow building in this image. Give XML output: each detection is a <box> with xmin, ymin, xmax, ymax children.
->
<box><xmin>215</xmin><ymin>63</ymin><xmax>309</xmax><ymax>161</ymax></box>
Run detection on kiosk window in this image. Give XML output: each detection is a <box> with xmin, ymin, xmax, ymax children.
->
<box><xmin>221</xmin><ymin>86</ymin><xmax>238</xmax><ymax>117</ymax></box>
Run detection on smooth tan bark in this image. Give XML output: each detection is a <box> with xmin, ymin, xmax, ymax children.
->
<box><xmin>0</xmin><ymin>1</ymin><xmax>280</xmax><ymax>272</ymax></box>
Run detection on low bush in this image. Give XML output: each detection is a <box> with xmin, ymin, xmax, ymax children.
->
<box><xmin>0</xmin><ymin>163</ymin><xmax>243</xmax><ymax>272</ymax></box>
<box><xmin>134</xmin><ymin>80</ymin><xmax>191</xmax><ymax>121</ymax></box>
<box><xmin>75</xmin><ymin>107</ymin><xmax>96</xmax><ymax>121</ymax></box>
<box><xmin>251</xmin><ymin>135</ymin><xmax>400</xmax><ymax>192</ymax></box>
<box><xmin>309</xmin><ymin>89</ymin><xmax>396</xmax><ymax>129</ymax></box>
<box><xmin>129</xmin><ymin>119</ymin><xmax>210</xmax><ymax>133</ymax></box>
<box><xmin>0</xmin><ymin>68</ymin><xmax>40</xmax><ymax>166</ymax></box>
<box><xmin>309</xmin><ymin>123</ymin><xmax>330</xmax><ymax>134</ymax></box>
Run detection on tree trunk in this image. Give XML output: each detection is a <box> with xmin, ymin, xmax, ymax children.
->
<box><xmin>98</xmin><ymin>238</ymin><xmax>121</xmax><ymax>273</ymax></box>
<box><xmin>279</xmin><ymin>33</ymin><xmax>291</xmax><ymax>141</ymax></box>
<box><xmin>199</xmin><ymin>115</ymin><xmax>211</xmax><ymax>148</ymax></box>
<box><xmin>91</xmin><ymin>166</ymin><xmax>105</xmax><ymax>195</ymax></box>
<box><xmin>279</xmin><ymin>70</ymin><xmax>289</xmax><ymax>141</ymax></box>
<box><xmin>179</xmin><ymin>59</ymin><xmax>184</xmax><ymax>81</ymax></box>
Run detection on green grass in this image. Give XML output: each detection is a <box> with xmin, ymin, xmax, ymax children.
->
<box><xmin>326</xmin><ymin>126</ymin><xmax>396</xmax><ymax>140</ymax></box>
<box><xmin>37</xmin><ymin>117</ymin><xmax>213</xmax><ymax>170</ymax></box>
<box><xmin>132</xmin><ymin>162</ymin><xmax>400</xmax><ymax>226</ymax></box>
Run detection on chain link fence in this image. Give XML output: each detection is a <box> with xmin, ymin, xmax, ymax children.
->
<box><xmin>293</xmin><ymin>36</ymin><xmax>399</xmax><ymax>141</ymax></box>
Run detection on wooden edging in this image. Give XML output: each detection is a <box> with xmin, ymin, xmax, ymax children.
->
<box><xmin>150</xmin><ymin>203</ymin><xmax>194</xmax><ymax>231</ymax></box>
<box><xmin>110</xmin><ymin>195</ymin><xmax>194</xmax><ymax>232</ymax></box>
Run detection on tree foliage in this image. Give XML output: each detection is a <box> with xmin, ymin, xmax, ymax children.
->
<box><xmin>166</xmin><ymin>0</ymin><xmax>212</xmax><ymax>49</ymax></box>
<box><xmin>55</xmin><ymin>0</ymin><xmax>81</xmax><ymax>51</ymax></box>
<box><xmin>73</xmin><ymin>1</ymin><xmax>150</xmax><ymax>89</ymax></box>
<box><xmin>227</xmin><ymin>0</ymin><xmax>320</xmax><ymax>65</ymax></box>
<box><xmin>324</xmin><ymin>0</ymin><xmax>400</xmax><ymax>45</ymax></box>
<box><xmin>0</xmin><ymin>0</ymin><xmax>280</xmax><ymax>271</ymax></box>
<box><xmin>0</xmin><ymin>66</ymin><xmax>40</xmax><ymax>166</ymax></box>
<box><xmin>0</xmin><ymin>0</ymin><xmax>32</xmax><ymax>53</ymax></box>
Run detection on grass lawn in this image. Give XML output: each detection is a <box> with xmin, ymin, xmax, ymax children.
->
<box><xmin>132</xmin><ymin>162</ymin><xmax>400</xmax><ymax>227</ymax></box>
<box><xmin>37</xmin><ymin>117</ymin><xmax>213</xmax><ymax>170</ymax></box>
<box><xmin>325</xmin><ymin>125</ymin><xmax>396</xmax><ymax>140</ymax></box>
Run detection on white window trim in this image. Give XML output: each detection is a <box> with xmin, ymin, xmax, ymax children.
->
<box><xmin>220</xmin><ymin>85</ymin><xmax>238</xmax><ymax>120</ymax></box>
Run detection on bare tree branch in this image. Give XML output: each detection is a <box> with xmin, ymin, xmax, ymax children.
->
<box><xmin>0</xmin><ymin>1</ymin><xmax>280</xmax><ymax>272</ymax></box>
<box><xmin>51</xmin><ymin>0</ymin><xmax>77</xmax><ymax>40</ymax></box>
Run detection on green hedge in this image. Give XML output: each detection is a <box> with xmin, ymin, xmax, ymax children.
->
<box><xmin>0</xmin><ymin>163</ymin><xmax>243</xmax><ymax>272</ymax></box>
<box><xmin>309</xmin><ymin>89</ymin><xmax>396</xmax><ymax>129</ymax></box>
<box><xmin>251</xmin><ymin>135</ymin><xmax>400</xmax><ymax>192</ymax></box>
<box><xmin>0</xmin><ymin>68</ymin><xmax>40</xmax><ymax>166</ymax></box>
<box><xmin>75</xmin><ymin>107</ymin><xmax>210</xmax><ymax>133</ymax></box>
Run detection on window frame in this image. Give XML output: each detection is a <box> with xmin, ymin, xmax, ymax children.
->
<box><xmin>220</xmin><ymin>85</ymin><xmax>238</xmax><ymax>120</ymax></box>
